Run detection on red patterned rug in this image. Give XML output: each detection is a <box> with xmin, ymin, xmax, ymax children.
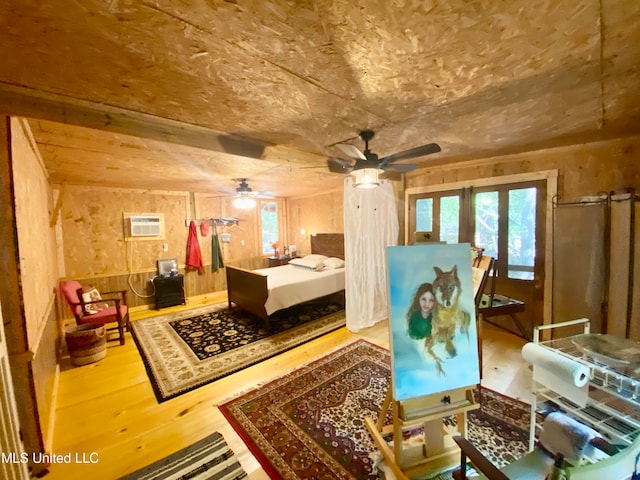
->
<box><xmin>219</xmin><ymin>340</ymin><xmax>530</xmax><ymax>479</ymax></box>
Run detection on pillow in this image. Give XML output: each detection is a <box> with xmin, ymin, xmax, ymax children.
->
<box><xmin>288</xmin><ymin>257</ymin><xmax>325</xmax><ymax>271</ymax></box>
<box><xmin>79</xmin><ymin>287</ymin><xmax>109</xmax><ymax>315</ymax></box>
<box><xmin>323</xmin><ymin>257</ymin><xmax>345</xmax><ymax>269</ymax></box>
<box><xmin>302</xmin><ymin>254</ymin><xmax>328</xmax><ymax>263</ymax></box>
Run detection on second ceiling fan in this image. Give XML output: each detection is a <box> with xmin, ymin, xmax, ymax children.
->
<box><xmin>327</xmin><ymin>130</ymin><xmax>441</xmax><ymax>182</ymax></box>
<box><xmin>231</xmin><ymin>178</ymin><xmax>275</xmax><ymax>209</ymax></box>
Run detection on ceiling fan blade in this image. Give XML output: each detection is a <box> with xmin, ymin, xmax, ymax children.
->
<box><xmin>256</xmin><ymin>191</ymin><xmax>276</xmax><ymax>199</ymax></box>
<box><xmin>381</xmin><ymin>170</ymin><xmax>403</xmax><ymax>181</ymax></box>
<box><xmin>379</xmin><ymin>143</ymin><xmax>441</xmax><ymax>166</ymax></box>
<box><xmin>336</xmin><ymin>143</ymin><xmax>366</xmax><ymax>160</ymax></box>
<box><xmin>382</xmin><ymin>163</ymin><xmax>419</xmax><ymax>173</ymax></box>
<box><xmin>327</xmin><ymin>157</ymin><xmax>354</xmax><ymax>173</ymax></box>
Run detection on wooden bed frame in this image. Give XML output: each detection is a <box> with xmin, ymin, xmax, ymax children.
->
<box><xmin>225</xmin><ymin>233</ymin><xmax>345</xmax><ymax>328</ymax></box>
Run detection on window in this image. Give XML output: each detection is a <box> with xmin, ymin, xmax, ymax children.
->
<box><xmin>440</xmin><ymin>195</ymin><xmax>460</xmax><ymax>245</ymax></box>
<box><xmin>473</xmin><ymin>184</ymin><xmax>539</xmax><ymax>280</ymax></box>
<box><xmin>410</xmin><ymin>180</ymin><xmax>545</xmax><ymax>281</ymax></box>
<box><xmin>507</xmin><ymin>187</ymin><xmax>537</xmax><ymax>280</ymax></box>
<box><xmin>260</xmin><ymin>201</ymin><xmax>279</xmax><ymax>255</ymax></box>
<box><xmin>474</xmin><ymin>191</ymin><xmax>499</xmax><ymax>261</ymax></box>
<box><xmin>416</xmin><ymin>198</ymin><xmax>433</xmax><ymax>232</ymax></box>
<box><xmin>414</xmin><ymin>189</ymin><xmax>466</xmax><ymax>243</ymax></box>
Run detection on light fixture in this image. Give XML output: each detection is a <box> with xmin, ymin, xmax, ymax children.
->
<box><xmin>232</xmin><ymin>195</ymin><xmax>256</xmax><ymax>209</ymax></box>
<box><xmin>232</xmin><ymin>178</ymin><xmax>257</xmax><ymax>209</ymax></box>
<box><xmin>352</xmin><ymin>168</ymin><xmax>382</xmax><ymax>189</ymax></box>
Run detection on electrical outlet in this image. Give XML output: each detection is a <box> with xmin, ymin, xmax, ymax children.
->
<box><xmin>162</xmin><ymin>242</ymin><xmax>168</xmax><ymax>251</ymax></box>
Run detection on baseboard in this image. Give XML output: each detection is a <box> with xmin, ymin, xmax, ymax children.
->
<box><xmin>129</xmin><ymin>290</ymin><xmax>228</xmax><ymax>314</ymax></box>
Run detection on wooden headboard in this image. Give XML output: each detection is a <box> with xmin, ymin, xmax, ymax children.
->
<box><xmin>310</xmin><ymin>233</ymin><xmax>345</xmax><ymax>259</ymax></box>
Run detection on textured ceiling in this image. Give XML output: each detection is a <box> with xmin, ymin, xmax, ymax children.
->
<box><xmin>1</xmin><ymin>0</ymin><xmax>639</xmax><ymax>197</ymax></box>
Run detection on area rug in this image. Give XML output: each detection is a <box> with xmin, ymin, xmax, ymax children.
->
<box><xmin>219</xmin><ymin>340</ymin><xmax>530</xmax><ymax>480</ymax></box>
<box><xmin>119</xmin><ymin>431</ymin><xmax>247</xmax><ymax>480</ymax></box>
<box><xmin>131</xmin><ymin>293</ymin><xmax>346</xmax><ymax>402</ymax></box>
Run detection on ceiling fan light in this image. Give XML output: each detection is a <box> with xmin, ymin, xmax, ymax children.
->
<box><xmin>232</xmin><ymin>195</ymin><xmax>257</xmax><ymax>209</ymax></box>
<box><xmin>352</xmin><ymin>168</ymin><xmax>381</xmax><ymax>189</ymax></box>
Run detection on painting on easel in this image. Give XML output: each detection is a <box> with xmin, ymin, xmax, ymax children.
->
<box><xmin>387</xmin><ymin>243</ymin><xmax>480</xmax><ymax>401</ymax></box>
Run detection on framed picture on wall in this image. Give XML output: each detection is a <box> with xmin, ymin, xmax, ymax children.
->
<box><xmin>387</xmin><ymin>243</ymin><xmax>480</xmax><ymax>401</ymax></box>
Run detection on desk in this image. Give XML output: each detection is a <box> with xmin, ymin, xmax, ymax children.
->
<box><xmin>478</xmin><ymin>293</ymin><xmax>527</xmax><ymax>339</ymax></box>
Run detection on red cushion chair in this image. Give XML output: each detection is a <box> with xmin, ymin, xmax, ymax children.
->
<box><xmin>60</xmin><ymin>280</ymin><xmax>129</xmax><ymax>346</ymax></box>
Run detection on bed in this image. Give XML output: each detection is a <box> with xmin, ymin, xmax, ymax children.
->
<box><xmin>225</xmin><ymin>233</ymin><xmax>345</xmax><ymax>329</ymax></box>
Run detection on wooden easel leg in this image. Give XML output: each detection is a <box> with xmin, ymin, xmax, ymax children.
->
<box><xmin>393</xmin><ymin>400</ymin><xmax>405</xmax><ymax>467</ymax></box>
<box><xmin>364</xmin><ymin>417</ymin><xmax>410</xmax><ymax>480</ymax></box>
<box><xmin>376</xmin><ymin>385</ymin><xmax>394</xmax><ymax>431</ymax></box>
<box><xmin>477</xmin><ymin>312</ymin><xmax>484</xmax><ymax>379</ymax></box>
<box><xmin>455</xmin><ymin>411</ymin><xmax>467</xmax><ymax>437</ymax></box>
<box><xmin>366</xmin><ymin>385</ymin><xmax>411</xmax><ymax>480</ymax></box>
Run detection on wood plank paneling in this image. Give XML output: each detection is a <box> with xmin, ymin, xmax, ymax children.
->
<box><xmin>31</xmin><ymin>306</ymin><xmax>59</xmax><ymax>451</ymax></box>
<box><xmin>287</xmin><ymin>187</ymin><xmax>345</xmax><ymax>255</ymax></box>
<box><xmin>0</xmin><ymin>116</ymin><xmax>57</xmax><ymax>475</ymax></box>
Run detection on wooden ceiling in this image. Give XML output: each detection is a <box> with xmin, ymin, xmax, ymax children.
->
<box><xmin>1</xmin><ymin>0</ymin><xmax>639</xmax><ymax>197</ymax></box>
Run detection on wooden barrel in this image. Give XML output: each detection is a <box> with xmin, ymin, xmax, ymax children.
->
<box><xmin>65</xmin><ymin>324</ymin><xmax>107</xmax><ymax>366</ymax></box>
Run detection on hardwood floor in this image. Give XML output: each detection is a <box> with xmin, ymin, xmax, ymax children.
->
<box><xmin>45</xmin><ymin>298</ymin><xmax>531</xmax><ymax>480</ymax></box>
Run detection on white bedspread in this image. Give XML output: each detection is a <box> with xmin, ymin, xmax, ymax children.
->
<box><xmin>253</xmin><ymin>265</ymin><xmax>346</xmax><ymax>315</ymax></box>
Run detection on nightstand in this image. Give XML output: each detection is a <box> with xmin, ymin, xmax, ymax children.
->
<box><xmin>153</xmin><ymin>275</ymin><xmax>185</xmax><ymax>309</ymax></box>
<box><xmin>268</xmin><ymin>256</ymin><xmax>292</xmax><ymax>267</ymax></box>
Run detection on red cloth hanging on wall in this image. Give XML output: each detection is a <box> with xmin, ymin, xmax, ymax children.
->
<box><xmin>186</xmin><ymin>220</ymin><xmax>203</xmax><ymax>274</ymax></box>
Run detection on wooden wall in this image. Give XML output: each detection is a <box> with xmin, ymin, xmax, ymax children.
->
<box><xmin>0</xmin><ymin>117</ymin><xmax>60</xmax><ymax>473</ymax></box>
<box><xmin>287</xmin><ymin>184</ymin><xmax>346</xmax><ymax>255</ymax></box>
<box><xmin>57</xmin><ymin>186</ymin><xmax>189</xmax><ymax>277</ymax></box>
<box><xmin>405</xmin><ymin>136</ymin><xmax>640</xmax><ymax>200</ymax></box>
<box><xmin>54</xmin><ymin>187</ymin><xmax>286</xmax><ymax>316</ymax></box>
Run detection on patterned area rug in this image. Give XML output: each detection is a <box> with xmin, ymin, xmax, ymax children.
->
<box><xmin>468</xmin><ymin>386</ymin><xmax>531</xmax><ymax>466</ymax></box>
<box><xmin>219</xmin><ymin>340</ymin><xmax>530</xmax><ymax>480</ymax></box>
<box><xmin>119</xmin><ymin>431</ymin><xmax>247</xmax><ymax>480</ymax></box>
<box><xmin>131</xmin><ymin>293</ymin><xmax>346</xmax><ymax>402</ymax></box>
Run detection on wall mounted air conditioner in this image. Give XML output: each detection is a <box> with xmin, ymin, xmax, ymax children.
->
<box><xmin>127</xmin><ymin>215</ymin><xmax>162</xmax><ymax>237</ymax></box>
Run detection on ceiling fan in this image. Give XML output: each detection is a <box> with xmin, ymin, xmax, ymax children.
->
<box><xmin>327</xmin><ymin>130</ymin><xmax>441</xmax><ymax>188</ymax></box>
<box><xmin>231</xmin><ymin>178</ymin><xmax>274</xmax><ymax>209</ymax></box>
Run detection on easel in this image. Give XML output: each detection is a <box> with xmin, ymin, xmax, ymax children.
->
<box><xmin>365</xmin><ymin>384</ymin><xmax>479</xmax><ymax>480</ymax></box>
<box><xmin>370</xmin><ymin>245</ymin><xmax>487</xmax><ymax>478</ymax></box>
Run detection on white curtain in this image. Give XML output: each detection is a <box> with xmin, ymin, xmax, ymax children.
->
<box><xmin>343</xmin><ymin>177</ymin><xmax>399</xmax><ymax>331</ymax></box>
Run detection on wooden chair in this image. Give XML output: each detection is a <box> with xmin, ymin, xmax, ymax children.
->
<box><xmin>472</xmin><ymin>255</ymin><xmax>495</xmax><ymax>377</ymax></box>
<box><xmin>476</xmin><ymin>260</ymin><xmax>528</xmax><ymax>340</ymax></box>
<box><xmin>451</xmin><ymin>431</ymin><xmax>640</xmax><ymax>480</ymax></box>
<box><xmin>60</xmin><ymin>280</ymin><xmax>129</xmax><ymax>345</ymax></box>
<box><xmin>473</xmin><ymin>255</ymin><xmax>495</xmax><ymax>308</ymax></box>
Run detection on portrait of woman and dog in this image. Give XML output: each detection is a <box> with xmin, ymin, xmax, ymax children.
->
<box><xmin>388</xmin><ymin>243</ymin><xmax>480</xmax><ymax>401</ymax></box>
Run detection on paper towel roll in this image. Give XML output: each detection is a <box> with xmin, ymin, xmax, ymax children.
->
<box><xmin>522</xmin><ymin>342</ymin><xmax>590</xmax><ymax>387</ymax></box>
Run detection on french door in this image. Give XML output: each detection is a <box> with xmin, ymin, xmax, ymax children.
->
<box><xmin>408</xmin><ymin>180</ymin><xmax>547</xmax><ymax>337</ymax></box>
